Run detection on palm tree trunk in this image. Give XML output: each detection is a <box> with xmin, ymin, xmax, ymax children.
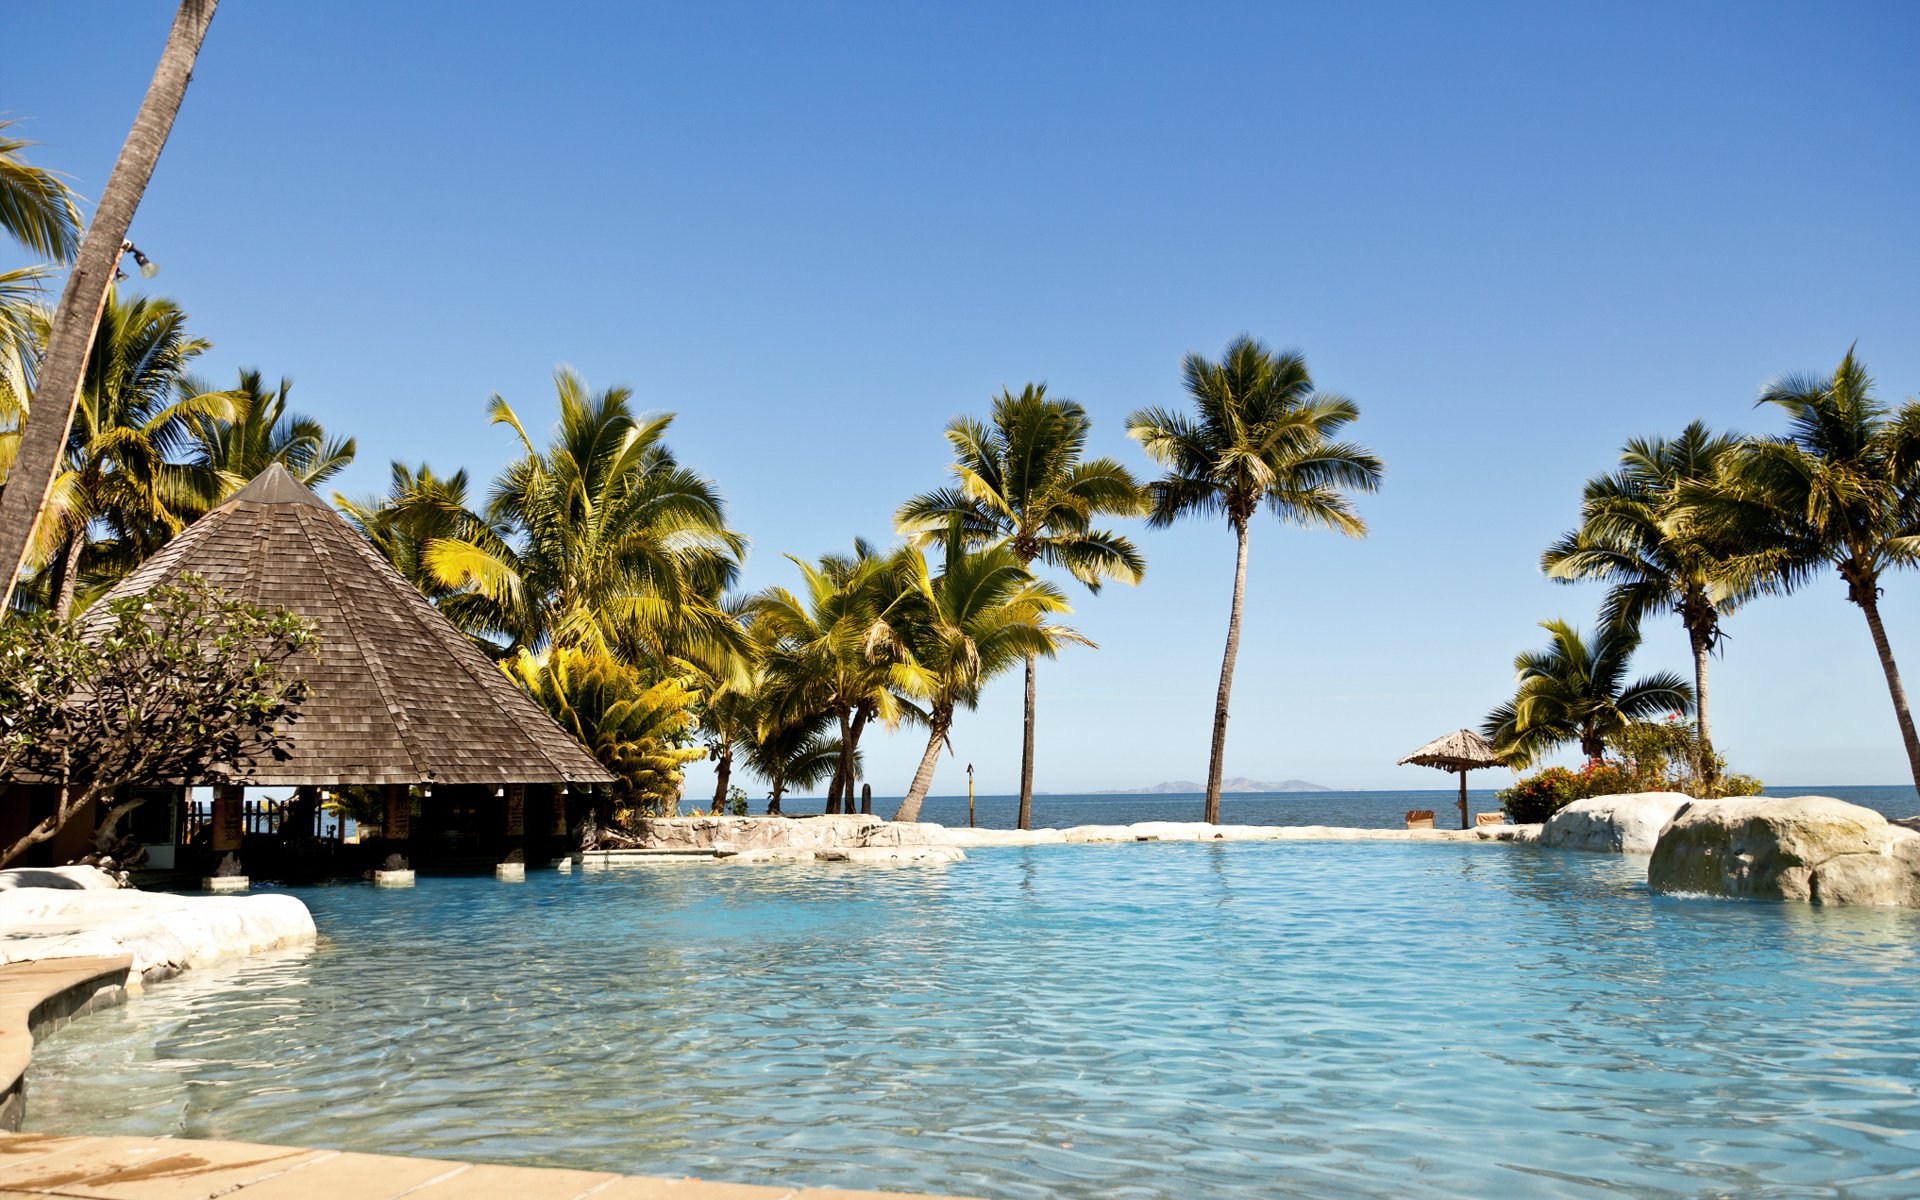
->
<box><xmin>1687</xmin><ymin>620</ymin><xmax>1715</xmax><ymax>785</ymax></box>
<box><xmin>0</xmin><ymin>0</ymin><xmax>219</xmax><ymax>611</ymax></box>
<box><xmin>710</xmin><ymin>742</ymin><xmax>731</xmax><ymax>810</ymax></box>
<box><xmin>847</xmin><ymin>706</ymin><xmax>871</xmax><ymax>811</ymax></box>
<box><xmin>1017</xmin><ymin>650</ymin><xmax>1037</xmax><ymax>830</ymax></box>
<box><xmin>1203</xmin><ymin>518</ymin><xmax>1251</xmax><ymax>825</ymax></box>
<box><xmin>50</xmin><ymin>525</ymin><xmax>84</xmax><ymax>621</ymax></box>
<box><xmin>832</xmin><ymin>708</ymin><xmax>854</xmax><ymax>815</ymax></box>
<box><xmin>892</xmin><ymin>713</ymin><xmax>949</xmax><ymax>823</ymax></box>
<box><xmin>1858</xmin><ymin>590</ymin><xmax>1920</xmax><ymax>795</ymax></box>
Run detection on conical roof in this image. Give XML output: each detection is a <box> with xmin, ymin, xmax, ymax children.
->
<box><xmin>81</xmin><ymin>464</ymin><xmax>613</xmax><ymax>788</ymax></box>
<box><xmin>1397</xmin><ymin>728</ymin><xmax>1503</xmax><ymax>771</ymax></box>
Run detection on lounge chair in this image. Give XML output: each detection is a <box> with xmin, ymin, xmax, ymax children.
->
<box><xmin>1405</xmin><ymin>809</ymin><xmax>1435</xmax><ymax>830</ymax></box>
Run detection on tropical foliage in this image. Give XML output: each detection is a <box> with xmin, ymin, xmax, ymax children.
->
<box><xmin>897</xmin><ymin>384</ymin><xmax>1144</xmax><ymax>828</ymax></box>
<box><xmin>0</xmin><ymin>575</ymin><xmax>314</xmax><ymax>867</ymax></box>
<box><xmin>416</xmin><ymin>368</ymin><xmax>745</xmax><ymax>667</ymax></box>
<box><xmin>1688</xmin><ymin>350</ymin><xmax>1920</xmax><ymax>793</ymax></box>
<box><xmin>1542</xmin><ymin>422</ymin><xmax>1768</xmax><ymax>779</ymax></box>
<box><xmin>504</xmin><ymin>647</ymin><xmax>704</xmax><ymax>818</ymax></box>
<box><xmin>1482</xmin><ymin>618</ymin><xmax>1693</xmax><ymax>767</ymax></box>
<box><xmin>178</xmin><ymin>368</ymin><xmax>355</xmax><ymax>513</ymax></box>
<box><xmin>1128</xmin><ymin>336</ymin><xmax>1383</xmax><ymax>822</ymax></box>
<box><xmin>889</xmin><ymin>531</ymin><xmax>1086</xmax><ymax>822</ymax></box>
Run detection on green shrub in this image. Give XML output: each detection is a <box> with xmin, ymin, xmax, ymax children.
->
<box><xmin>1496</xmin><ymin>719</ymin><xmax>1766</xmax><ymax>822</ymax></box>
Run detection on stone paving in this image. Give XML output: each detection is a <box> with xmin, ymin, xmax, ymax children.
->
<box><xmin>0</xmin><ymin>1131</ymin><xmax>970</xmax><ymax>1199</ymax></box>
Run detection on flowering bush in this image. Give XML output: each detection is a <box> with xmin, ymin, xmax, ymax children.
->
<box><xmin>1497</xmin><ymin>719</ymin><xmax>1764</xmax><ymax>822</ymax></box>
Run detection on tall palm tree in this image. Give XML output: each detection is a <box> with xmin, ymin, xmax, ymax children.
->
<box><xmin>897</xmin><ymin>384</ymin><xmax>1146</xmax><ymax>829</ymax></box>
<box><xmin>752</xmin><ymin>540</ymin><xmax>916</xmax><ymax>815</ymax></box>
<box><xmin>17</xmin><ymin>290</ymin><xmax>230</xmax><ymax>618</ymax></box>
<box><xmin>1700</xmin><ymin>350</ymin><xmax>1920</xmax><ymax>793</ymax></box>
<box><xmin>421</xmin><ymin>368</ymin><xmax>746</xmax><ymax>667</ymax></box>
<box><xmin>1542</xmin><ymin>422</ymin><xmax>1770</xmax><ymax>778</ymax></box>
<box><xmin>179</xmin><ymin>368</ymin><xmax>354</xmax><ymax>511</ymax></box>
<box><xmin>0</xmin><ymin>0</ymin><xmax>221</xmax><ymax>611</ymax></box>
<box><xmin>889</xmin><ymin>532</ymin><xmax>1085</xmax><ymax>822</ymax></box>
<box><xmin>1483</xmin><ymin>618</ymin><xmax>1694</xmax><ymax>766</ymax></box>
<box><xmin>1127</xmin><ymin>336</ymin><xmax>1384</xmax><ymax>823</ymax></box>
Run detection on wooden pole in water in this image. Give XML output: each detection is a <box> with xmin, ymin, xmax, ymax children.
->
<box><xmin>967</xmin><ymin>763</ymin><xmax>975</xmax><ymax>828</ymax></box>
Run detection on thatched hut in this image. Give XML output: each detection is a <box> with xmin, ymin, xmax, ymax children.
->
<box><xmin>39</xmin><ymin>464</ymin><xmax>612</xmax><ymax>876</ymax></box>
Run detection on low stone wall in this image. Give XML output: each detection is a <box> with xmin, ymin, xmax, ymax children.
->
<box><xmin>1649</xmin><ymin>795</ymin><xmax>1920</xmax><ymax>906</ymax></box>
<box><xmin>634</xmin><ymin>815</ymin><xmax>1535</xmax><ymax>856</ymax></box>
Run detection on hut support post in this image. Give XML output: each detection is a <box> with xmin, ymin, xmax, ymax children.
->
<box><xmin>1458</xmin><ymin>770</ymin><xmax>1469</xmax><ymax>830</ymax></box>
<box><xmin>499</xmin><ymin>784</ymin><xmax>526</xmax><ymax>881</ymax></box>
<box><xmin>383</xmin><ymin>785</ymin><xmax>411</xmax><ymax>842</ymax></box>
<box><xmin>211</xmin><ymin>784</ymin><xmax>243</xmax><ymax>857</ymax></box>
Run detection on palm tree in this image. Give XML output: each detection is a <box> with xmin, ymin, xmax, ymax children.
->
<box><xmin>1127</xmin><ymin>336</ymin><xmax>1385</xmax><ymax>823</ymax></box>
<box><xmin>740</xmin><ymin>709</ymin><xmax>843</xmax><ymax>813</ymax></box>
<box><xmin>889</xmin><ymin>532</ymin><xmax>1085</xmax><ymax>822</ymax></box>
<box><xmin>1483</xmin><ymin>618</ymin><xmax>1694</xmax><ymax>767</ymax></box>
<box><xmin>179</xmin><ymin>368</ymin><xmax>354</xmax><ymax>511</ymax></box>
<box><xmin>897</xmin><ymin>384</ymin><xmax>1146</xmax><ymax>829</ymax></box>
<box><xmin>0</xmin><ymin>119</ymin><xmax>82</xmax><ymax>263</ymax></box>
<box><xmin>17</xmin><ymin>290</ymin><xmax>230</xmax><ymax>618</ymax></box>
<box><xmin>0</xmin><ymin>121</ymin><xmax>78</xmax><ymax>423</ymax></box>
<box><xmin>0</xmin><ymin>0</ymin><xmax>221</xmax><ymax>611</ymax></box>
<box><xmin>421</xmin><ymin>368</ymin><xmax>746</xmax><ymax>666</ymax></box>
<box><xmin>1699</xmin><ymin>350</ymin><xmax>1920</xmax><ymax>793</ymax></box>
<box><xmin>752</xmin><ymin>540</ymin><xmax>916</xmax><ymax>815</ymax></box>
<box><xmin>1542</xmin><ymin>422</ymin><xmax>1769</xmax><ymax>778</ymax></box>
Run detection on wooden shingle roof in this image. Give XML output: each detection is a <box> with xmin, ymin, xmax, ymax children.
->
<box><xmin>81</xmin><ymin>464</ymin><xmax>614</xmax><ymax>788</ymax></box>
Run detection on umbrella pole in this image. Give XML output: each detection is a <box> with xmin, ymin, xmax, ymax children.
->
<box><xmin>1458</xmin><ymin>769</ymin><xmax>1469</xmax><ymax>830</ymax></box>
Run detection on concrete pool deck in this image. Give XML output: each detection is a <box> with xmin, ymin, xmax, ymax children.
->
<box><xmin>0</xmin><ymin>957</ymin><xmax>974</xmax><ymax>1200</ymax></box>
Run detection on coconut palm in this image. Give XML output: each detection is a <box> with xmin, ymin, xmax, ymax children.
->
<box><xmin>740</xmin><ymin>709</ymin><xmax>843</xmax><ymax>813</ymax></box>
<box><xmin>18</xmin><ymin>290</ymin><xmax>231</xmax><ymax>618</ymax></box>
<box><xmin>897</xmin><ymin>384</ymin><xmax>1146</xmax><ymax>829</ymax></box>
<box><xmin>889</xmin><ymin>532</ymin><xmax>1086</xmax><ymax>822</ymax></box>
<box><xmin>1127</xmin><ymin>336</ymin><xmax>1384</xmax><ymax>823</ymax></box>
<box><xmin>1483</xmin><ymin>618</ymin><xmax>1694</xmax><ymax>767</ymax></box>
<box><xmin>422</xmin><ymin>368</ymin><xmax>746</xmax><ymax>666</ymax></box>
<box><xmin>752</xmin><ymin>540</ymin><xmax>916</xmax><ymax>814</ymax></box>
<box><xmin>1697</xmin><ymin>350</ymin><xmax>1920</xmax><ymax>792</ymax></box>
<box><xmin>179</xmin><ymin>369</ymin><xmax>355</xmax><ymax>511</ymax></box>
<box><xmin>0</xmin><ymin>0</ymin><xmax>221</xmax><ymax>611</ymax></box>
<box><xmin>1542</xmin><ymin>422</ymin><xmax>1771</xmax><ymax>777</ymax></box>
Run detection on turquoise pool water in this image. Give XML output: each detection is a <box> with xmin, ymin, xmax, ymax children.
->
<box><xmin>26</xmin><ymin>843</ymin><xmax>1920</xmax><ymax>1198</ymax></box>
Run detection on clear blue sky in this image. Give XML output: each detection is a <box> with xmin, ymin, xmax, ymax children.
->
<box><xmin>7</xmin><ymin>2</ymin><xmax>1919</xmax><ymax>796</ymax></box>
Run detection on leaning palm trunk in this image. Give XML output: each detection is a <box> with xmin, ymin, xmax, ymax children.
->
<box><xmin>49</xmin><ymin>526</ymin><xmax>84</xmax><ymax>622</ymax></box>
<box><xmin>0</xmin><ymin>0</ymin><xmax>218</xmax><ymax>610</ymax></box>
<box><xmin>893</xmin><ymin>714</ymin><xmax>950</xmax><ymax>823</ymax></box>
<box><xmin>1687</xmin><ymin>621</ymin><xmax>1714</xmax><ymax>784</ymax></box>
<box><xmin>1857</xmin><ymin>590</ymin><xmax>1920</xmax><ymax>795</ymax></box>
<box><xmin>1202</xmin><ymin>518</ymin><xmax>1251</xmax><ymax>824</ymax></box>
<box><xmin>1017</xmin><ymin>650</ymin><xmax>1038</xmax><ymax>830</ymax></box>
<box><xmin>709</xmin><ymin>742</ymin><xmax>732</xmax><ymax>810</ymax></box>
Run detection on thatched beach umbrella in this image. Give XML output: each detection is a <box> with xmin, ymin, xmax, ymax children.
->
<box><xmin>1398</xmin><ymin>729</ymin><xmax>1503</xmax><ymax>830</ymax></box>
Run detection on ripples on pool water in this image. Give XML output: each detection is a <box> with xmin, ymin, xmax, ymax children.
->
<box><xmin>27</xmin><ymin>843</ymin><xmax>1920</xmax><ymax>1199</ymax></box>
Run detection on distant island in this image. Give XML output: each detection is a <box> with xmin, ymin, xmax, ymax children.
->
<box><xmin>1119</xmin><ymin>778</ymin><xmax>1334</xmax><ymax>794</ymax></box>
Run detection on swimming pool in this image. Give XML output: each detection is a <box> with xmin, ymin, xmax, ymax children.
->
<box><xmin>26</xmin><ymin>843</ymin><xmax>1920</xmax><ymax>1198</ymax></box>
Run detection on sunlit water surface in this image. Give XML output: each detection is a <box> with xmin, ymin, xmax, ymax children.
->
<box><xmin>27</xmin><ymin>843</ymin><xmax>1920</xmax><ymax>1199</ymax></box>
